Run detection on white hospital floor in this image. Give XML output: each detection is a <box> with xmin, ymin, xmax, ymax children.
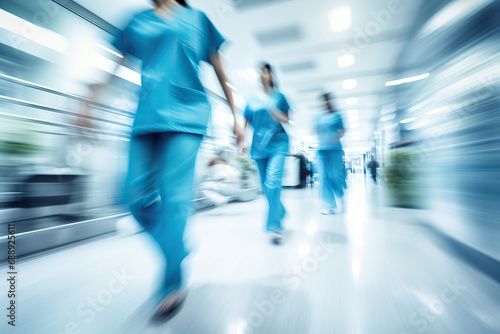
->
<box><xmin>2</xmin><ymin>175</ymin><xmax>500</xmax><ymax>334</ymax></box>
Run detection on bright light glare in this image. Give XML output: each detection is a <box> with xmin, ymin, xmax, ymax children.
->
<box><xmin>298</xmin><ymin>244</ymin><xmax>312</xmax><ymax>257</ymax></box>
<box><xmin>348</xmin><ymin>109</ymin><xmax>359</xmax><ymax>115</ymax></box>
<box><xmin>0</xmin><ymin>9</ymin><xmax>68</xmax><ymax>53</ymax></box>
<box><xmin>305</xmin><ymin>224</ymin><xmax>319</xmax><ymax>236</ymax></box>
<box><xmin>95</xmin><ymin>43</ymin><xmax>123</xmax><ymax>58</ymax></box>
<box><xmin>342</xmin><ymin>79</ymin><xmax>357</xmax><ymax>90</ymax></box>
<box><xmin>353</xmin><ymin>136</ymin><xmax>361</xmax><ymax>141</ymax></box>
<box><xmin>400</xmin><ymin>117</ymin><xmax>415</xmax><ymax>124</ymax></box>
<box><xmin>419</xmin><ymin>0</ymin><xmax>494</xmax><ymax>37</ymax></box>
<box><xmin>385</xmin><ymin>73</ymin><xmax>430</xmax><ymax>86</ymax></box>
<box><xmin>381</xmin><ymin>114</ymin><xmax>396</xmax><ymax>122</ymax></box>
<box><xmin>246</xmin><ymin>68</ymin><xmax>258</xmax><ymax>80</ymax></box>
<box><xmin>228</xmin><ymin>319</ymin><xmax>248</xmax><ymax>334</ymax></box>
<box><xmin>288</xmin><ymin>120</ymin><xmax>296</xmax><ymax>125</ymax></box>
<box><xmin>349</xmin><ymin>115</ymin><xmax>360</xmax><ymax>123</ymax></box>
<box><xmin>350</xmin><ymin>123</ymin><xmax>360</xmax><ymax>128</ymax></box>
<box><xmin>298</xmin><ymin>129</ymin><xmax>306</xmax><ymax>133</ymax></box>
<box><xmin>329</xmin><ymin>6</ymin><xmax>352</xmax><ymax>32</ymax></box>
<box><xmin>346</xmin><ymin>97</ymin><xmax>358</xmax><ymax>105</ymax></box>
<box><xmin>92</xmin><ymin>54</ymin><xmax>141</xmax><ymax>85</ymax></box>
<box><xmin>352</xmin><ymin>131</ymin><xmax>361</xmax><ymax>136</ymax></box>
<box><xmin>226</xmin><ymin>82</ymin><xmax>238</xmax><ymax>92</ymax></box>
<box><xmin>338</xmin><ymin>54</ymin><xmax>355</xmax><ymax>68</ymax></box>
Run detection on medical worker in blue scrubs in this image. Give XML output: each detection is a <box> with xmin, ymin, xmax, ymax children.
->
<box><xmin>242</xmin><ymin>63</ymin><xmax>291</xmax><ymax>245</ymax></box>
<box><xmin>315</xmin><ymin>93</ymin><xmax>346</xmax><ymax>215</ymax></box>
<box><xmin>83</xmin><ymin>0</ymin><xmax>243</xmax><ymax>319</ymax></box>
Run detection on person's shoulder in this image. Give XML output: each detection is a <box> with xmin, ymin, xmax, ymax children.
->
<box><xmin>134</xmin><ymin>9</ymin><xmax>155</xmax><ymax>21</ymax></box>
<box><xmin>184</xmin><ymin>7</ymin><xmax>210</xmax><ymax>23</ymax></box>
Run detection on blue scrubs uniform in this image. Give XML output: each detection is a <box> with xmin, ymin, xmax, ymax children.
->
<box><xmin>114</xmin><ymin>7</ymin><xmax>225</xmax><ymax>296</ymax></box>
<box><xmin>244</xmin><ymin>92</ymin><xmax>290</xmax><ymax>233</ymax></box>
<box><xmin>315</xmin><ymin>113</ymin><xmax>346</xmax><ymax>210</ymax></box>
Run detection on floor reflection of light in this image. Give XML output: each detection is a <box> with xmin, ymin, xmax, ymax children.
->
<box><xmin>228</xmin><ymin>318</ymin><xmax>248</xmax><ymax>334</ymax></box>
<box><xmin>352</xmin><ymin>258</ymin><xmax>361</xmax><ymax>280</ymax></box>
<box><xmin>306</xmin><ymin>224</ymin><xmax>319</xmax><ymax>236</ymax></box>
<box><xmin>298</xmin><ymin>243</ymin><xmax>312</xmax><ymax>257</ymax></box>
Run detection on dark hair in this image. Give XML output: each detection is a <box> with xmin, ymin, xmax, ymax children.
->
<box><xmin>260</xmin><ymin>62</ymin><xmax>276</xmax><ymax>89</ymax></box>
<box><xmin>322</xmin><ymin>92</ymin><xmax>336</xmax><ymax>113</ymax></box>
<box><xmin>152</xmin><ymin>0</ymin><xmax>188</xmax><ymax>7</ymax></box>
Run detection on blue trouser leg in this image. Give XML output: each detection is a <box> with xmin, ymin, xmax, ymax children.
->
<box><xmin>255</xmin><ymin>154</ymin><xmax>286</xmax><ymax>233</ymax></box>
<box><xmin>125</xmin><ymin>132</ymin><xmax>202</xmax><ymax>295</ymax></box>
<box><xmin>318</xmin><ymin>150</ymin><xmax>345</xmax><ymax>210</ymax></box>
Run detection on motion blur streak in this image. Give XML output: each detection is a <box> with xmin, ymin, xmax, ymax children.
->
<box><xmin>0</xmin><ymin>0</ymin><xmax>499</xmax><ymax>333</ymax></box>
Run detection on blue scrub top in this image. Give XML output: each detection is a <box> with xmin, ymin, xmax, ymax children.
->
<box><xmin>112</xmin><ymin>7</ymin><xmax>225</xmax><ymax>136</ymax></box>
<box><xmin>315</xmin><ymin>113</ymin><xmax>345</xmax><ymax>151</ymax></box>
<box><xmin>244</xmin><ymin>91</ymin><xmax>290</xmax><ymax>160</ymax></box>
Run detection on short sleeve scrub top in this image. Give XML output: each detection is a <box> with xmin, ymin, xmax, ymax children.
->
<box><xmin>112</xmin><ymin>7</ymin><xmax>225</xmax><ymax>136</ymax></box>
<box><xmin>244</xmin><ymin>92</ymin><xmax>291</xmax><ymax>160</ymax></box>
<box><xmin>315</xmin><ymin>113</ymin><xmax>345</xmax><ymax>151</ymax></box>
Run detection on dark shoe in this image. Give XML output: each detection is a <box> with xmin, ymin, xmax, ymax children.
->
<box><xmin>269</xmin><ymin>232</ymin><xmax>283</xmax><ymax>245</ymax></box>
<box><xmin>152</xmin><ymin>290</ymin><xmax>186</xmax><ymax>322</ymax></box>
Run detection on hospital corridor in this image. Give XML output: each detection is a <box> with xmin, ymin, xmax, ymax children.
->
<box><xmin>0</xmin><ymin>0</ymin><xmax>499</xmax><ymax>333</ymax></box>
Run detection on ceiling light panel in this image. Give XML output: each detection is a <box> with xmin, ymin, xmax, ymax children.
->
<box><xmin>329</xmin><ymin>6</ymin><xmax>352</xmax><ymax>32</ymax></box>
<box><xmin>255</xmin><ymin>24</ymin><xmax>304</xmax><ymax>47</ymax></box>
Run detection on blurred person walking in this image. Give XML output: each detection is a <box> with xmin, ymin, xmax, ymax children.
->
<box><xmin>242</xmin><ymin>63</ymin><xmax>291</xmax><ymax>245</ymax></box>
<box><xmin>315</xmin><ymin>93</ymin><xmax>346</xmax><ymax>215</ymax></box>
<box><xmin>83</xmin><ymin>0</ymin><xmax>243</xmax><ymax>320</ymax></box>
<box><xmin>367</xmin><ymin>156</ymin><xmax>379</xmax><ymax>184</ymax></box>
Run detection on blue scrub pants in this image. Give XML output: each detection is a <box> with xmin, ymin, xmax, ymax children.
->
<box><xmin>255</xmin><ymin>154</ymin><xmax>286</xmax><ymax>233</ymax></box>
<box><xmin>318</xmin><ymin>149</ymin><xmax>345</xmax><ymax>210</ymax></box>
<box><xmin>125</xmin><ymin>132</ymin><xmax>202</xmax><ymax>296</ymax></box>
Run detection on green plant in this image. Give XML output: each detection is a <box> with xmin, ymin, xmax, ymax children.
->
<box><xmin>385</xmin><ymin>149</ymin><xmax>421</xmax><ymax>208</ymax></box>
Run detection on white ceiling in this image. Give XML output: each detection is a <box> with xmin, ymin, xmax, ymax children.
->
<box><xmin>75</xmin><ymin>0</ymin><xmax>425</xmax><ymax>147</ymax></box>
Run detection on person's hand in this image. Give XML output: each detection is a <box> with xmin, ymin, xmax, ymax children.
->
<box><xmin>233</xmin><ymin>123</ymin><xmax>245</xmax><ymax>147</ymax></box>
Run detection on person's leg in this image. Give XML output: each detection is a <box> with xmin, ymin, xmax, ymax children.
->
<box><xmin>255</xmin><ymin>158</ymin><xmax>268</xmax><ymax>193</ymax></box>
<box><xmin>150</xmin><ymin>132</ymin><xmax>202</xmax><ymax>296</ymax></box>
<box><xmin>263</xmin><ymin>154</ymin><xmax>286</xmax><ymax>233</ymax></box>
<box><xmin>330</xmin><ymin>150</ymin><xmax>345</xmax><ymax>200</ymax></box>
<box><xmin>318</xmin><ymin>150</ymin><xmax>337</xmax><ymax>211</ymax></box>
<box><xmin>125</xmin><ymin>134</ymin><xmax>163</xmax><ymax>230</ymax></box>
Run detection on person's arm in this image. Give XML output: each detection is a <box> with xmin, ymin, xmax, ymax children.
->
<box><xmin>210</xmin><ymin>52</ymin><xmax>244</xmax><ymax>146</ymax></box>
<box><xmin>269</xmin><ymin>108</ymin><xmax>289</xmax><ymax>123</ymax></box>
<box><xmin>337</xmin><ymin>115</ymin><xmax>346</xmax><ymax>138</ymax></box>
<box><xmin>269</xmin><ymin>94</ymin><xmax>290</xmax><ymax>123</ymax></box>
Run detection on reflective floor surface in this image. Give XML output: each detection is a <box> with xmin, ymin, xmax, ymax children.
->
<box><xmin>2</xmin><ymin>175</ymin><xmax>500</xmax><ymax>334</ymax></box>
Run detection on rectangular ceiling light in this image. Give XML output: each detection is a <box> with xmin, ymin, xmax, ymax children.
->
<box><xmin>342</xmin><ymin>79</ymin><xmax>357</xmax><ymax>90</ymax></box>
<box><xmin>231</xmin><ymin>0</ymin><xmax>294</xmax><ymax>10</ymax></box>
<box><xmin>0</xmin><ymin>9</ymin><xmax>68</xmax><ymax>53</ymax></box>
<box><xmin>400</xmin><ymin>117</ymin><xmax>415</xmax><ymax>124</ymax></box>
<box><xmin>338</xmin><ymin>53</ymin><xmax>355</xmax><ymax>68</ymax></box>
<box><xmin>349</xmin><ymin>115</ymin><xmax>360</xmax><ymax>123</ymax></box>
<box><xmin>255</xmin><ymin>24</ymin><xmax>304</xmax><ymax>47</ymax></box>
<box><xmin>348</xmin><ymin>109</ymin><xmax>359</xmax><ymax>115</ymax></box>
<box><xmin>280</xmin><ymin>60</ymin><xmax>316</xmax><ymax>73</ymax></box>
<box><xmin>350</xmin><ymin>123</ymin><xmax>360</xmax><ymax>128</ymax></box>
<box><xmin>346</xmin><ymin>98</ymin><xmax>358</xmax><ymax>105</ymax></box>
<box><xmin>329</xmin><ymin>6</ymin><xmax>352</xmax><ymax>32</ymax></box>
<box><xmin>385</xmin><ymin>73</ymin><xmax>430</xmax><ymax>86</ymax></box>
